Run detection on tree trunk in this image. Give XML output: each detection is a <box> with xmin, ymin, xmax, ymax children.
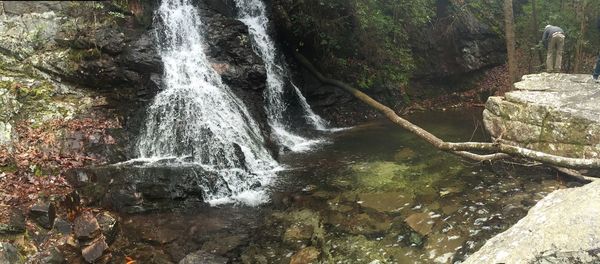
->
<box><xmin>504</xmin><ymin>0</ymin><xmax>518</xmax><ymax>84</ymax></box>
<box><xmin>531</xmin><ymin>0</ymin><xmax>544</xmax><ymax>71</ymax></box>
<box><xmin>574</xmin><ymin>0</ymin><xmax>589</xmax><ymax>73</ymax></box>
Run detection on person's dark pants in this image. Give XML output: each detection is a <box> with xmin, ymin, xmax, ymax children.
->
<box><xmin>594</xmin><ymin>55</ymin><xmax>600</xmax><ymax>79</ymax></box>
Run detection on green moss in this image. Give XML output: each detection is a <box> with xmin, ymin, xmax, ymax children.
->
<box><xmin>0</xmin><ymin>163</ymin><xmax>18</xmax><ymax>173</ymax></box>
<box><xmin>68</xmin><ymin>48</ymin><xmax>101</xmax><ymax>63</ymax></box>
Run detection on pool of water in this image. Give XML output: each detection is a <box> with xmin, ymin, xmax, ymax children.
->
<box><xmin>117</xmin><ymin>108</ymin><xmax>566</xmax><ymax>263</ymax></box>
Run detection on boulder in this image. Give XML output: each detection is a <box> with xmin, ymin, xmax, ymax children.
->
<box><xmin>29</xmin><ymin>202</ymin><xmax>56</xmax><ymax>229</ymax></box>
<box><xmin>0</xmin><ymin>209</ymin><xmax>25</xmax><ymax>236</ymax></box>
<box><xmin>483</xmin><ymin>73</ymin><xmax>600</xmax><ymax>158</ymax></box>
<box><xmin>74</xmin><ymin>211</ymin><xmax>100</xmax><ymax>241</ymax></box>
<box><xmin>463</xmin><ymin>180</ymin><xmax>600</xmax><ymax>264</ymax></box>
<box><xmin>96</xmin><ymin>212</ymin><xmax>119</xmax><ymax>245</ymax></box>
<box><xmin>81</xmin><ymin>236</ymin><xmax>109</xmax><ymax>263</ymax></box>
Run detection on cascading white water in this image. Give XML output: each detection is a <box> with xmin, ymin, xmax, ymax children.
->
<box><xmin>291</xmin><ymin>82</ymin><xmax>330</xmax><ymax>131</ymax></box>
<box><xmin>233</xmin><ymin>0</ymin><xmax>329</xmax><ymax>150</ymax></box>
<box><xmin>137</xmin><ymin>0</ymin><xmax>278</xmax><ymax>205</ymax></box>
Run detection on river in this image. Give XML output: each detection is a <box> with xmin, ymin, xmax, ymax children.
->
<box><xmin>116</xmin><ymin>108</ymin><xmax>566</xmax><ymax>263</ymax></box>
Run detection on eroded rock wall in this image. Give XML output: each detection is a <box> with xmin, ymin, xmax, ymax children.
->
<box><xmin>0</xmin><ymin>0</ymin><xmax>272</xmax><ymax>161</ymax></box>
<box><xmin>483</xmin><ymin>73</ymin><xmax>600</xmax><ymax>158</ymax></box>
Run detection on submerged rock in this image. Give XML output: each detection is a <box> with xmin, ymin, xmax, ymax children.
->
<box><xmin>201</xmin><ymin>234</ymin><xmax>247</xmax><ymax>255</ymax></box>
<box><xmin>405</xmin><ymin>212</ymin><xmax>434</xmax><ymax>236</ymax></box>
<box><xmin>464</xmin><ymin>180</ymin><xmax>600</xmax><ymax>263</ymax></box>
<box><xmin>290</xmin><ymin>246</ymin><xmax>320</xmax><ymax>264</ymax></box>
<box><xmin>179</xmin><ymin>250</ymin><xmax>227</xmax><ymax>264</ymax></box>
<box><xmin>272</xmin><ymin>209</ymin><xmax>324</xmax><ymax>248</ymax></box>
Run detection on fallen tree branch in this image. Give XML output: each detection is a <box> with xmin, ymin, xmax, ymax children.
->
<box><xmin>293</xmin><ymin>51</ymin><xmax>600</xmax><ymax>172</ymax></box>
<box><xmin>552</xmin><ymin>166</ymin><xmax>598</xmax><ymax>182</ymax></box>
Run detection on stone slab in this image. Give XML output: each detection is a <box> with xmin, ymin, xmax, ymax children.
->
<box><xmin>464</xmin><ymin>180</ymin><xmax>600</xmax><ymax>264</ymax></box>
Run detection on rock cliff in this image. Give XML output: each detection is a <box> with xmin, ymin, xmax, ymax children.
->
<box><xmin>483</xmin><ymin>73</ymin><xmax>600</xmax><ymax>159</ymax></box>
<box><xmin>0</xmin><ymin>0</ymin><xmax>271</xmax><ymax>162</ymax></box>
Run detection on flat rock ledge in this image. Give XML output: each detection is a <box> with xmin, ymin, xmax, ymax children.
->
<box><xmin>463</xmin><ymin>180</ymin><xmax>600</xmax><ymax>264</ymax></box>
<box><xmin>483</xmin><ymin>73</ymin><xmax>600</xmax><ymax>158</ymax></box>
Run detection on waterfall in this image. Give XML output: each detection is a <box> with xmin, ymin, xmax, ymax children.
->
<box><xmin>291</xmin><ymin>82</ymin><xmax>330</xmax><ymax>131</ymax></box>
<box><xmin>137</xmin><ymin>0</ymin><xmax>278</xmax><ymax>205</ymax></box>
<box><xmin>233</xmin><ymin>0</ymin><xmax>329</xmax><ymax>150</ymax></box>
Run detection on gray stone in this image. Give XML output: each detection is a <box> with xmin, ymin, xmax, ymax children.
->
<box><xmin>96</xmin><ymin>212</ymin><xmax>118</xmax><ymax>245</ymax></box>
<box><xmin>67</xmin><ymin>164</ymin><xmax>223</xmax><ymax>213</ymax></box>
<box><xmin>53</xmin><ymin>218</ymin><xmax>72</xmax><ymax>235</ymax></box>
<box><xmin>73</xmin><ymin>211</ymin><xmax>100</xmax><ymax>241</ymax></box>
<box><xmin>0</xmin><ymin>209</ymin><xmax>25</xmax><ymax>235</ymax></box>
<box><xmin>2</xmin><ymin>2</ymin><xmax>64</xmax><ymax>15</ymax></box>
<box><xmin>29</xmin><ymin>202</ymin><xmax>56</xmax><ymax>229</ymax></box>
<box><xmin>0</xmin><ymin>88</ymin><xmax>20</xmax><ymax>147</ymax></box>
<box><xmin>0</xmin><ymin>11</ymin><xmax>62</xmax><ymax>59</ymax></box>
<box><xmin>483</xmin><ymin>73</ymin><xmax>600</xmax><ymax>158</ymax></box>
<box><xmin>201</xmin><ymin>234</ymin><xmax>247</xmax><ymax>255</ymax></box>
<box><xmin>81</xmin><ymin>236</ymin><xmax>109</xmax><ymax>263</ymax></box>
<box><xmin>0</xmin><ymin>242</ymin><xmax>23</xmax><ymax>264</ymax></box>
<box><xmin>178</xmin><ymin>250</ymin><xmax>228</xmax><ymax>264</ymax></box>
<box><xmin>29</xmin><ymin>247</ymin><xmax>64</xmax><ymax>264</ymax></box>
<box><xmin>463</xmin><ymin>180</ymin><xmax>600</xmax><ymax>264</ymax></box>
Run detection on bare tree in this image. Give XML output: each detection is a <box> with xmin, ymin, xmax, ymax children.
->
<box><xmin>574</xmin><ymin>0</ymin><xmax>589</xmax><ymax>73</ymax></box>
<box><xmin>504</xmin><ymin>0</ymin><xmax>518</xmax><ymax>83</ymax></box>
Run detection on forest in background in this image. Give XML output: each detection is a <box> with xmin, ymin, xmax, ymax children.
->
<box><xmin>273</xmin><ymin>0</ymin><xmax>600</xmax><ymax>97</ymax></box>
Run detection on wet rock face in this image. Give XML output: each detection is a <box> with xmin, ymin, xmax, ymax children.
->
<box><xmin>483</xmin><ymin>73</ymin><xmax>600</xmax><ymax>158</ymax></box>
<box><xmin>464</xmin><ymin>180</ymin><xmax>600</xmax><ymax>263</ymax></box>
<box><xmin>67</xmin><ymin>164</ymin><xmax>234</xmax><ymax>213</ymax></box>
<box><xmin>199</xmin><ymin>5</ymin><xmax>271</xmax><ymax>137</ymax></box>
<box><xmin>0</xmin><ymin>1</ymin><xmax>272</xmax><ymax>161</ymax></box>
<box><xmin>409</xmin><ymin>11</ymin><xmax>505</xmax><ymax>79</ymax></box>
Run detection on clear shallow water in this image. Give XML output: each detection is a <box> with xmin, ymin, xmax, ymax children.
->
<box><xmin>119</xmin><ymin>108</ymin><xmax>566</xmax><ymax>263</ymax></box>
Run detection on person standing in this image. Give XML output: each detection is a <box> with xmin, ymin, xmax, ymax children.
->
<box><xmin>542</xmin><ymin>25</ymin><xmax>565</xmax><ymax>73</ymax></box>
